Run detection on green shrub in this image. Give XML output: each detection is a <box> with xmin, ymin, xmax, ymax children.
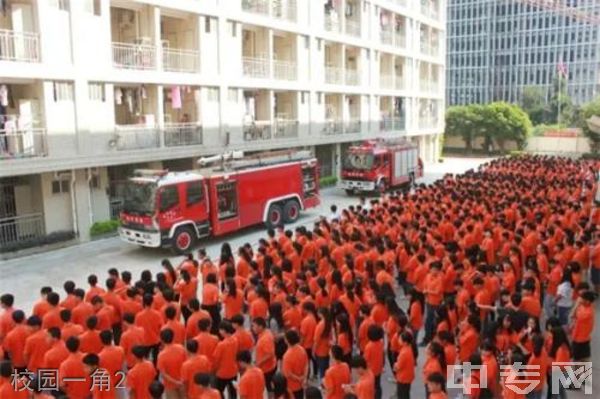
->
<box><xmin>90</xmin><ymin>220</ymin><xmax>120</xmax><ymax>237</ymax></box>
<box><xmin>509</xmin><ymin>150</ymin><xmax>527</xmax><ymax>157</ymax></box>
<box><xmin>581</xmin><ymin>153</ymin><xmax>600</xmax><ymax>160</ymax></box>
<box><xmin>319</xmin><ymin>176</ymin><xmax>338</xmax><ymax>188</ymax></box>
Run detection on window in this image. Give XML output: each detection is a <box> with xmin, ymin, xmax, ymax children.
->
<box><xmin>216</xmin><ymin>181</ymin><xmax>238</xmax><ymax>220</ymax></box>
<box><xmin>90</xmin><ymin>175</ymin><xmax>100</xmax><ymax>189</ymax></box>
<box><xmin>207</xmin><ymin>88</ymin><xmax>219</xmax><ymax>102</ymax></box>
<box><xmin>83</xmin><ymin>0</ymin><xmax>101</xmax><ymax>15</ymax></box>
<box><xmin>229</xmin><ymin>21</ymin><xmax>237</xmax><ymax>37</ymax></box>
<box><xmin>205</xmin><ymin>17</ymin><xmax>213</xmax><ymax>33</ymax></box>
<box><xmin>53</xmin><ymin>82</ymin><xmax>74</xmax><ymax>102</ymax></box>
<box><xmin>186</xmin><ymin>182</ymin><xmax>204</xmax><ymax>206</ymax></box>
<box><xmin>304</xmin><ymin>35</ymin><xmax>309</xmax><ymax>49</ymax></box>
<box><xmin>228</xmin><ymin>88</ymin><xmax>238</xmax><ymax>102</ymax></box>
<box><xmin>301</xmin><ymin>92</ymin><xmax>307</xmax><ymax>104</ymax></box>
<box><xmin>49</xmin><ymin>0</ymin><xmax>69</xmax><ymax>11</ymax></box>
<box><xmin>159</xmin><ymin>186</ymin><xmax>179</xmax><ymax>212</ymax></box>
<box><xmin>51</xmin><ymin>174</ymin><xmax>70</xmax><ymax>194</ymax></box>
<box><xmin>88</xmin><ymin>83</ymin><xmax>105</xmax><ymax>102</ymax></box>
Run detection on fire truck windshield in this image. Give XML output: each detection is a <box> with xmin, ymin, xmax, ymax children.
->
<box><xmin>344</xmin><ymin>153</ymin><xmax>374</xmax><ymax>170</ymax></box>
<box><xmin>122</xmin><ymin>182</ymin><xmax>156</xmax><ymax>216</ymax></box>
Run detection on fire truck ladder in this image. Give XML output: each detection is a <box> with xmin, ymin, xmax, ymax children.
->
<box><xmin>197</xmin><ymin>149</ymin><xmax>313</xmax><ymax>171</ymax></box>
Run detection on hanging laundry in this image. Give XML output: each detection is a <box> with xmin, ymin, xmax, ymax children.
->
<box><xmin>0</xmin><ymin>85</ymin><xmax>8</xmax><ymax>107</ymax></box>
<box><xmin>125</xmin><ymin>89</ymin><xmax>133</xmax><ymax>113</ymax></box>
<box><xmin>171</xmin><ymin>86</ymin><xmax>182</xmax><ymax>109</ymax></box>
<box><xmin>114</xmin><ymin>88</ymin><xmax>122</xmax><ymax>105</ymax></box>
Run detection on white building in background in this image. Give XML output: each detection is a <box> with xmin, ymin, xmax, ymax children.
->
<box><xmin>0</xmin><ymin>0</ymin><xmax>445</xmax><ymax>248</ymax></box>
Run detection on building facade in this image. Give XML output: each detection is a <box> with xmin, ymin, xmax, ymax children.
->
<box><xmin>0</xmin><ymin>0</ymin><xmax>445</xmax><ymax>249</ymax></box>
<box><xmin>447</xmin><ymin>0</ymin><xmax>600</xmax><ymax>106</ymax></box>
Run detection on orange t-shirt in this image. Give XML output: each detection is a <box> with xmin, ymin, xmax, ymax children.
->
<box><xmin>355</xmin><ymin>370</ymin><xmax>375</xmax><ymax>399</ymax></box>
<box><xmin>323</xmin><ymin>362</ymin><xmax>351</xmax><ymax>399</ymax></box>
<box><xmin>234</xmin><ymin>328</ymin><xmax>254</xmax><ymax>353</ymax></box>
<box><xmin>300</xmin><ymin>314</ymin><xmax>317</xmax><ymax>349</ymax></box>
<box><xmin>256</xmin><ymin>330</ymin><xmax>277</xmax><ymax>373</ymax></box>
<box><xmin>249</xmin><ymin>298</ymin><xmax>269</xmax><ymax>320</ymax></box>
<box><xmin>120</xmin><ymin>325</ymin><xmax>145</xmax><ymax>368</ymax></box>
<box><xmin>126</xmin><ymin>360</ymin><xmax>156</xmax><ymax>399</ymax></box>
<box><xmin>23</xmin><ymin>329</ymin><xmax>49</xmax><ymax>372</ymax></box>
<box><xmin>43</xmin><ymin>341</ymin><xmax>69</xmax><ymax>370</ymax></box>
<box><xmin>194</xmin><ymin>332</ymin><xmax>219</xmax><ymax>364</ymax></box>
<box><xmin>213</xmin><ymin>336</ymin><xmax>239</xmax><ymax>379</ymax></box>
<box><xmin>185</xmin><ymin>309</ymin><xmax>211</xmax><ymax>338</ymax></box>
<box><xmin>282</xmin><ymin>344</ymin><xmax>309</xmax><ymax>392</ymax></box>
<box><xmin>157</xmin><ymin>344</ymin><xmax>187</xmax><ymax>389</ymax></box>
<box><xmin>79</xmin><ymin>329</ymin><xmax>103</xmax><ymax>354</ymax></box>
<box><xmin>59</xmin><ymin>353</ymin><xmax>91</xmax><ymax>399</ymax></box>
<box><xmin>162</xmin><ymin>320</ymin><xmax>186</xmax><ymax>345</ymax></box>
<box><xmin>572</xmin><ymin>304</ymin><xmax>594</xmax><ymax>342</ymax></box>
<box><xmin>4</xmin><ymin>325</ymin><xmax>29</xmax><ymax>367</ymax></box>
<box><xmin>222</xmin><ymin>291</ymin><xmax>244</xmax><ymax>319</ymax></box>
<box><xmin>238</xmin><ymin>366</ymin><xmax>266</xmax><ymax>399</ymax></box>
<box><xmin>313</xmin><ymin>320</ymin><xmax>331</xmax><ymax>357</ymax></box>
<box><xmin>202</xmin><ymin>283</ymin><xmax>219</xmax><ymax>306</ymax></box>
<box><xmin>364</xmin><ymin>339</ymin><xmax>385</xmax><ymax>376</ymax></box>
<box><xmin>134</xmin><ymin>308</ymin><xmax>163</xmax><ymax>346</ymax></box>
<box><xmin>424</xmin><ymin>273</ymin><xmax>444</xmax><ymax>306</ymax></box>
<box><xmin>394</xmin><ymin>345</ymin><xmax>415</xmax><ymax>383</ymax></box>
<box><xmin>181</xmin><ymin>354</ymin><xmax>212</xmax><ymax>397</ymax></box>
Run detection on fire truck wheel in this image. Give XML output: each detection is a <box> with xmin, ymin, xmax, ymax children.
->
<box><xmin>172</xmin><ymin>226</ymin><xmax>196</xmax><ymax>255</ymax></box>
<box><xmin>283</xmin><ymin>200</ymin><xmax>300</xmax><ymax>223</ymax></box>
<box><xmin>376</xmin><ymin>180</ymin><xmax>387</xmax><ymax>194</ymax></box>
<box><xmin>345</xmin><ymin>189</ymin><xmax>355</xmax><ymax>196</ymax></box>
<box><xmin>266</xmin><ymin>204</ymin><xmax>284</xmax><ymax>228</ymax></box>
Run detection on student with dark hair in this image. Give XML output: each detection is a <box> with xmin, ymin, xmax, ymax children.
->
<box><xmin>323</xmin><ymin>345</ymin><xmax>351</xmax><ymax>399</ymax></box>
<box><xmin>282</xmin><ymin>329</ymin><xmax>308</xmax><ymax>399</ymax></box>
<box><xmin>127</xmin><ymin>346</ymin><xmax>156</xmax><ymax>399</ymax></box>
<box><xmin>213</xmin><ymin>321</ymin><xmax>238</xmax><ymax>398</ymax></box>
<box><xmin>237</xmin><ymin>349</ymin><xmax>266</xmax><ymax>398</ymax></box>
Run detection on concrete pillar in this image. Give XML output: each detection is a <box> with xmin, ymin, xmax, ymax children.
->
<box><xmin>157</xmin><ymin>85</ymin><xmax>165</xmax><ymax>147</ymax></box>
<box><xmin>153</xmin><ymin>7</ymin><xmax>162</xmax><ymax>71</ymax></box>
<box><xmin>73</xmin><ymin>169</ymin><xmax>93</xmax><ymax>242</ymax></box>
<box><xmin>334</xmin><ymin>143</ymin><xmax>342</xmax><ymax>178</ymax></box>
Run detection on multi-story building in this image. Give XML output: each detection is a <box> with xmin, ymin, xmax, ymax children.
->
<box><xmin>447</xmin><ymin>0</ymin><xmax>600</xmax><ymax>106</ymax></box>
<box><xmin>0</xmin><ymin>0</ymin><xmax>445</xmax><ymax>248</ymax></box>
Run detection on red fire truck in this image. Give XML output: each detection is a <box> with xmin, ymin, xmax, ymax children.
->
<box><xmin>340</xmin><ymin>138</ymin><xmax>423</xmax><ymax>194</ymax></box>
<box><xmin>119</xmin><ymin>150</ymin><xmax>320</xmax><ymax>253</ymax></box>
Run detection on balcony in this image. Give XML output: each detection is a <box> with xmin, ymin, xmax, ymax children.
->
<box><xmin>273</xmin><ymin>60</ymin><xmax>297</xmax><ymax>81</ymax></box>
<box><xmin>395</xmin><ymin>75</ymin><xmax>406</xmax><ymax>90</ymax></box>
<box><xmin>419</xmin><ymin>116</ymin><xmax>439</xmax><ymax>129</ymax></box>
<box><xmin>392</xmin><ymin>116</ymin><xmax>405</xmax><ymax>130</ymax></box>
<box><xmin>113</xmin><ymin>125</ymin><xmax>160</xmax><ymax>150</ymax></box>
<box><xmin>345</xmin><ymin>69</ymin><xmax>360</xmax><ymax>86</ymax></box>
<box><xmin>0</xmin><ymin>213</ymin><xmax>45</xmax><ymax>249</ymax></box>
<box><xmin>244</xmin><ymin>120</ymin><xmax>272</xmax><ymax>141</ymax></box>
<box><xmin>394</xmin><ymin>32</ymin><xmax>406</xmax><ymax>48</ymax></box>
<box><xmin>164</xmin><ymin>123</ymin><xmax>203</xmax><ymax>147</ymax></box>
<box><xmin>344</xmin><ymin>119</ymin><xmax>361</xmax><ymax>134</ymax></box>
<box><xmin>243</xmin><ymin>56</ymin><xmax>270</xmax><ymax>79</ymax></box>
<box><xmin>274</xmin><ymin>119</ymin><xmax>299</xmax><ymax>138</ymax></box>
<box><xmin>0</xmin><ymin>128</ymin><xmax>47</xmax><ymax>159</ymax></box>
<box><xmin>242</xmin><ymin>0</ymin><xmax>297</xmax><ymax>22</ymax></box>
<box><xmin>380</xmin><ymin>30</ymin><xmax>393</xmax><ymax>46</ymax></box>
<box><xmin>345</xmin><ymin>20</ymin><xmax>361</xmax><ymax>38</ymax></box>
<box><xmin>325</xmin><ymin>66</ymin><xmax>343</xmax><ymax>84</ymax></box>
<box><xmin>380</xmin><ymin>74</ymin><xmax>393</xmax><ymax>89</ymax></box>
<box><xmin>112</xmin><ymin>42</ymin><xmax>157</xmax><ymax>70</ymax></box>
<box><xmin>324</xmin><ymin>13</ymin><xmax>342</xmax><ymax>33</ymax></box>
<box><xmin>381</xmin><ymin>116</ymin><xmax>405</xmax><ymax>131</ymax></box>
<box><xmin>162</xmin><ymin>48</ymin><xmax>199</xmax><ymax>73</ymax></box>
<box><xmin>322</xmin><ymin>119</ymin><xmax>343</xmax><ymax>135</ymax></box>
<box><xmin>0</xmin><ymin>29</ymin><xmax>40</xmax><ymax>63</ymax></box>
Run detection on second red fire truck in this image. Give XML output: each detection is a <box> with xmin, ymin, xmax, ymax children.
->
<box><xmin>340</xmin><ymin>138</ymin><xmax>423</xmax><ymax>194</ymax></box>
<box><xmin>119</xmin><ymin>150</ymin><xmax>320</xmax><ymax>253</ymax></box>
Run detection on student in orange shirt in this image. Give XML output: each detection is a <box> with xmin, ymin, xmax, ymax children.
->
<box><xmin>135</xmin><ymin>294</ymin><xmax>163</xmax><ymax>364</ymax></box>
<box><xmin>42</xmin><ymin>292</ymin><xmax>63</xmax><ymax>330</ymax></box>
<box><xmin>156</xmin><ymin>328</ymin><xmax>186</xmax><ymax>398</ymax></box>
<box><xmin>300</xmin><ymin>302</ymin><xmax>318</xmax><ymax>378</ymax></box>
<box><xmin>85</xmin><ymin>274</ymin><xmax>106</xmax><ymax>303</ymax></box>
<box><xmin>394</xmin><ymin>331</ymin><xmax>415</xmax><ymax>399</ymax></box>
<box><xmin>322</xmin><ymin>345</ymin><xmax>351</xmax><ymax>399</ymax></box>
<box><xmin>180</xmin><ymin>340</ymin><xmax>212</xmax><ymax>398</ymax></box>
<box><xmin>71</xmin><ymin>288</ymin><xmax>95</xmax><ymax>329</ymax></box>
<box><xmin>60</xmin><ymin>309</ymin><xmax>84</xmax><ymax>342</ymax></box>
<box><xmin>282</xmin><ymin>329</ymin><xmax>309</xmax><ymax>399</ymax></box>
<box><xmin>3</xmin><ymin>310</ymin><xmax>28</xmax><ymax>369</ymax></box>
<box><xmin>213</xmin><ymin>321</ymin><xmax>239</xmax><ymax>398</ymax></box>
<box><xmin>231</xmin><ymin>315</ymin><xmax>253</xmax><ymax>353</ymax></box>
<box><xmin>0</xmin><ymin>360</ymin><xmax>28</xmax><ymax>399</ymax></box>
<box><xmin>59</xmin><ymin>336</ymin><xmax>91</xmax><ymax>399</ymax></box>
<box><xmin>32</xmin><ymin>287</ymin><xmax>52</xmax><ymax>319</ymax></box>
<box><xmin>79</xmin><ymin>315</ymin><xmax>103</xmax><ymax>355</ymax></box>
<box><xmin>98</xmin><ymin>330</ymin><xmax>125</xmax><ymax>397</ymax></box>
<box><xmin>426</xmin><ymin>372</ymin><xmax>448</xmax><ymax>399</ymax></box>
<box><xmin>407</xmin><ymin>289</ymin><xmax>424</xmax><ymax>345</ymax></box>
<box><xmin>201</xmin><ymin>274</ymin><xmax>221</xmax><ymax>335</ymax></box>
<box><xmin>126</xmin><ymin>345</ymin><xmax>157</xmax><ymax>399</ymax></box>
<box><xmin>252</xmin><ymin>317</ymin><xmax>277</xmax><ymax>392</ymax></box>
<box><xmin>342</xmin><ymin>355</ymin><xmax>375</xmax><ymax>399</ymax></box>
<box><xmin>119</xmin><ymin>312</ymin><xmax>145</xmax><ymax>370</ymax></box>
<box><xmin>23</xmin><ymin>316</ymin><xmax>49</xmax><ymax>373</ymax></box>
<box><xmin>237</xmin><ymin>350</ymin><xmax>266</xmax><ymax>399</ymax></box>
<box><xmin>571</xmin><ymin>290</ymin><xmax>596</xmax><ymax>361</ymax></box>
<box><xmin>313</xmin><ymin>307</ymin><xmax>333</xmax><ymax>382</ymax></box>
<box><xmin>192</xmin><ymin>373</ymin><xmax>221</xmax><ymax>399</ymax></box>
<box><xmin>364</xmin><ymin>325</ymin><xmax>385</xmax><ymax>399</ymax></box>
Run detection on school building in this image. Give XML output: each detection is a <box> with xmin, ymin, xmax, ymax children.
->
<box><xmin>0</xmin><ymin>0</ymin><xmax>445</xmax><ymax>249</ymax></box>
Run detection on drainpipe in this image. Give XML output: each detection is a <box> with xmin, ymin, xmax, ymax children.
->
<box><xmin>70</xmin><ymin>169</ymin><xmax>79</xmax><ymax>237</ymax></box>
<box><xmin>86</xmin><ymin>168</ymin><xmax>94</xmax><ymax>226</ymax></box>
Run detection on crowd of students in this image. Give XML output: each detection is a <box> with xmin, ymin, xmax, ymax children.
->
<box><xmin>0</xmin><ymin>155</ymin><xmax>599</xmax><ymax>399</ymax></box>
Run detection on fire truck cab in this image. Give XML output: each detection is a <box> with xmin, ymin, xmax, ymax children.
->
<box><xmin>340</xmin><ymin>138</ymin><xmax>422</xmax><ymax>194</ymax></box>
<box><xmin>119</xmin><ymin>150</ymin><xmax>320</xmax><ymax>253</ymax></box>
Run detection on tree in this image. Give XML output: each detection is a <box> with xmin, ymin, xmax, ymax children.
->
<box><xmin>580</xmin><ymin>98</ymin><xmax>600</xmax><ymax>153</ymax></box>
<box><xmin>521</xmin><ymin>86</ymin><xmax>550</xmax><ymax>125</ymax></box>
<box><xmin>478</xmin><ymin>102</ymin><xmax>532</xmax><ymax>152</ymax></box>
<box><xmin>445</xmin><ymin>105</ymin><xmax>482</xmax><ymax>153</ymax></box>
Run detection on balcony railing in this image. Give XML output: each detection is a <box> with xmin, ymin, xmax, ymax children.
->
<box><xmin>392</xmin><ymin>116</ymin><xmax>406</xmax><ymax>131</ymax></box>
<box><xmin>395</xmin><ymin>75</ymin><xmax>406</xmax><ymax>90</ymax></box>
<box><xmin>394</xmin><ymin>0</ymin><xmax>408</xmax><ymax>6</ymax></box>
<box><xmin>0</xmin><ymin>213</ymin><xmax>45</xmax><ymax>248</ymax></box>
<box><xmin>419</xmin><ymin>116</ymin><xmax>439</xmax><ymax>129</ymax></box>
<box><xmin>244</xmin><ymin>121</ymin><xmax>272</xmax><ymax>141</ymax></box>
<box><xmin>273</xmin><ymin>60</ymin><xmax>297</xmax><ymax>81</ymax></box>
<box><xmin>322</xmin><ymin>119</ymin><xmax>343</xmax><ymax>135</ymax></box>
<box><xmin>112</xmin><ymin>42</ymin><xmax>157</xmax><ymax>70</ymax></box>
<box><xmin>0</xmin><ymin>128</ymin><xmax>47</xmax><ymax>159</ymax></box>
<box><xmin>243</xmin><ymin>56</ymin><xmax>270</xmax><ymax>78</ymax></box>
<box><xmin>0</xmin><ymin>29</ymin><xmax>40</xmax><ymax>63</ymax></box>
<box><xmin>345</xmin><ymin>69</ymin><xmax>360</xmax><ymax>86</ymax></box>
<box><xmin>345</xmin><ymin>19</ymin><xmax>361</xmax><ymax>37</ymax></box>
<box><xmin>113</xmin><ymin>125</ymin><xmax>160</xmax><ymax>150</ymax></box>
<box><xmin>380</xmin><ymin>30</ymin><xmax>393</xmax><ymax>45</ymax></box>
<box><xmin>325</xmin><ymin>66</ymin><xmax>343</xmax><ymax>84</ymax></box>
<box><xmin>324</xmin><ymin>13</ymin><xmax>343</xmax><ymax>33</ymax></box>
<box><xmin>381</xmin><ymin>117</ymin><xmax>393</xmax><ymax>132</ymax></box>
<box><xmin>380</xmin><ymin>74</ymin><xmax>393</xmax><ymax>89</ymax></box>
<box><xmin>164</xmin><ymin>123</ymin><xmax>203</xmax><ymax>147</ymax></box>
<box><xmin>344</xmin><ymin>119</ymin><xmax>361</xmax><ymax>134</ymax></box>
<box><xmin>242</xmin><ymin>0</ymin><xmax>269</xmax><ymax>15</ymax></box>
<box><xmin>242</xmin><ymin>0</ymin><xmax>297</xmax><ymax>22</ymax></box>
<box><xmin>394</xmin><ymin>32</ymin><xmax>406</xmax><ymax>48</ymax></box>
<box><xmin>162</xmin><ymin>48</ymin><xmax>199</xmax><ymax>73</ymax></box>
<box><xmin>274</xmin><ymin>119</ymin><xmax>299</xmax><ymax>138</ymax></box>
